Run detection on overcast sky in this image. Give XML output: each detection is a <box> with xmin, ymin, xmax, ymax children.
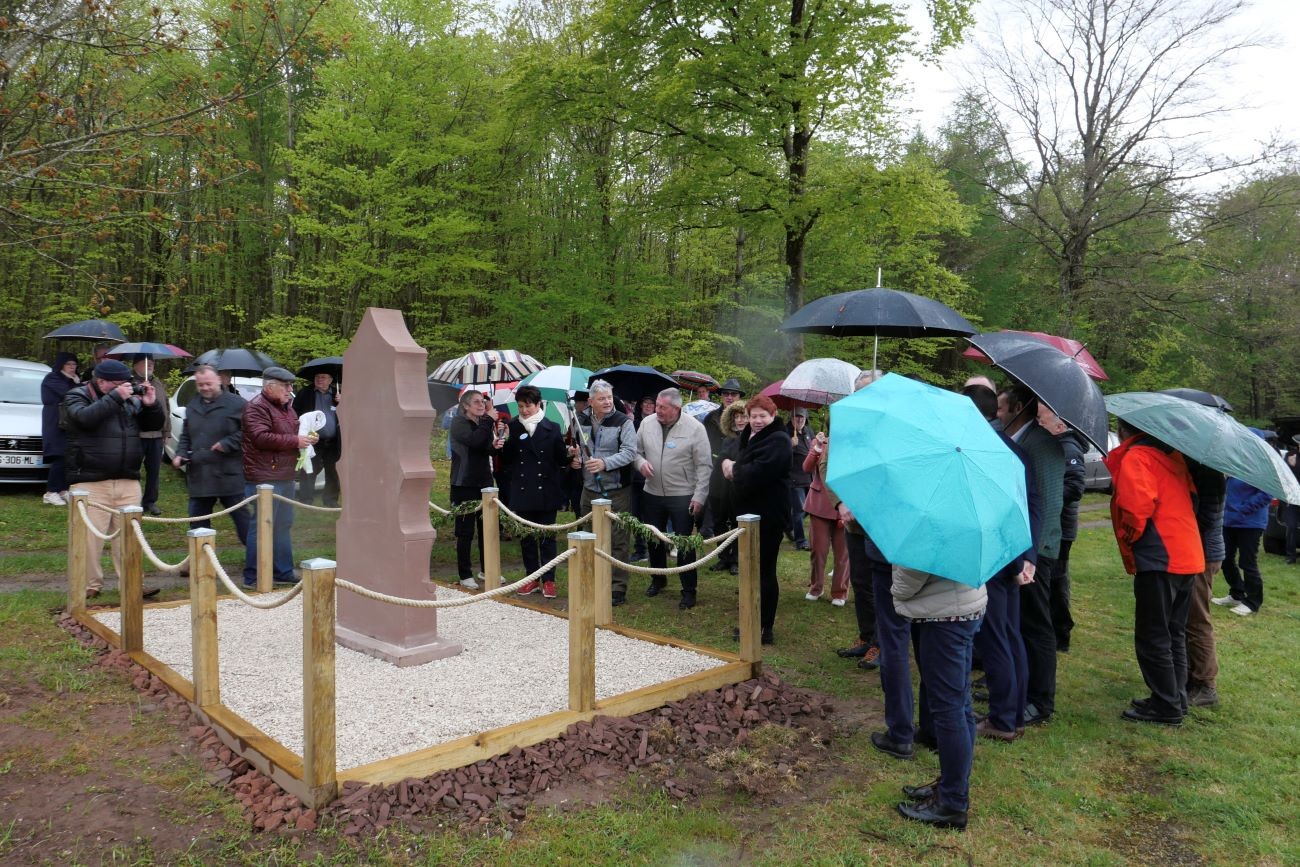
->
<box><xmin>896</xmin><ymin>0</ymin><xmax>1300</xmax><ymax>165</ymax></box>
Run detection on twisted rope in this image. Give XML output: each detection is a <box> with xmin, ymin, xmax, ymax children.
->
<box><xmin>610</xmin><ymin>510</ymin><xmax>673</xmax><ymax>544</ymax></box>
<box><xmin>131</xmin><ymin>521</ymin><xmax>189</xmax><ymax>572</ymax></box>
<box><xmin>336</xmin><ymin>549</ymin><xmax>577</xmax><ymax>608</ymax></box>
<box><xmin>495</xmin><ymin>500</ymin><xmax>592</xmax><ymax>532</ymax></box>
<box><xmin>429</xmin><ymin>501</ymin><xmax>451</xmax><ymax>515</ymax></box>
<box><xmin>204</xmin><ymin>545</ymin><xmax>305</xmax><ymax>609</ymax></box>
<box><xmin>596</xmin><ymin>526</ymin><xmax>744</xmax><ymax>574</ymax></box>
<box><xmin>269</xmin><ymin>492</ymin><xmax>341</xmax><ymax>513</ymax></box>
<box><xmin>77</xmin><ymin>500</ymin><xmax>122</xmax><ymax>540</ymax></box>
<box><xmin>140</xmin><ymin>493</ymin><xmax>258</xmax><ymax>523</ymax></box>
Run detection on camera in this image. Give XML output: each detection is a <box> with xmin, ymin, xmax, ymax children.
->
<box><xmin>129</xmin><ymin>378</ymin><xmax>148</xmax><ymax>396</ymax></box>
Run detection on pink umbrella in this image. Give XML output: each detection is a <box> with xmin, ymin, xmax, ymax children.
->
<box><xmin>963</xmin><ymin>330</ymin><xmax>1108</xmax><ymax>381</ymax></box>
<box><xmin>759</xmin><ymin>380</ymin><xmax>820</xmax><ymax>411</ymax></box>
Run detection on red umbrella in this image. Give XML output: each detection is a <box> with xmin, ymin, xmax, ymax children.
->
<box><xmin>963</xmin><ymin>330</ymin><xmax>1108</xmax><ymax>381</ymax></box>
<box><xmin>671</xmin><ymin>370</ymin><xmax>720</xmax><ymax>391</ymax></box>
<box><xmin>759</xmin><ymin>380</ymin><xmax>820</xmax><ymax>411</ymax></box>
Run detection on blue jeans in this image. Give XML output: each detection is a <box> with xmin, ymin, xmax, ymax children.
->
<box><xmin>974</xmin><ymin>573</ymin><xmax>1027</xmax><ymax>732</ymax></box>
<box><xmin>871</xmin><ymin>547</ymin><xmax>913</xmax><ymax>745</ymax></box>
<box><xmin>915</xmin><ymin>617</ymin><xmax>982</xmax><ymax>812</ymax></box>
<box><xmin>242</xmin><ymin>481</ymin><xmax>296</xmax><ymax>585</ymax></box>
<box><xmin>788</xmin><ymin>485</ymin><xmax>807</xmax><ymax>544</ymax></box>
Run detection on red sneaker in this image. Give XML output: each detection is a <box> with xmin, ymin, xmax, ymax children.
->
<box><xmin>542</xmin><ymin>580</ymin><xmax>557</xmax><ymax>599</ymax></box>
<box><xmin>517</xmin><ymin>579</ymin><xmax>540</xmax><ymax>596</ymax></box>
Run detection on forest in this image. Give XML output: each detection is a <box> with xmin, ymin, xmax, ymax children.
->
<box><xmin>2</xmin><ymin>0</ymin><xmax>1297</xmax><ymax>422</ymax></box>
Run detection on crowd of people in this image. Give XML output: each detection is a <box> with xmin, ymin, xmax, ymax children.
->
<box><xmin>40</xmin><ymin>347</ymin><xmax>1290</xmax><ymax>832</ymax></box>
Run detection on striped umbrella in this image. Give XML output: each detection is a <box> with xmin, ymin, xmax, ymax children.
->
<box><xmin>672</xmin><ymin>370</ymin><xmax>720</xmax><ymax>391</ymax></box>
<box><xmin>431</xmin><ymin>349</ymin><xmax>544</xmax><ymax>385</ymax></box>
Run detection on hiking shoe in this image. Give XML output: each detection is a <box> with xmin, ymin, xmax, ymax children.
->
<box><xmin>837</xmin><ymin>638</ymin><xmax>870</xmax><ymax>658</ymax></box>
<box><xmin>42</xmin><ymin>491</ymin><xmax>66</xmax><ymax>506</ymax></box>
<box><xmin>542</xmin><ymin>580</ymin><xmax>557</xmax><ymax>599</ymax></box>
<box><xmin>857</xmin><ymin>646</ymin><xmax>881</xmax><ymax>670</ymax></box>
<box><xmin>516</xmin><ymin>579</ymin><xmax>539</xmax><ymax>595</ymax></box>
<box><xmin>1187</xmin><ymin>685</ymin><xmax>1219</xmax><ymax>707</ymax></box>
<box><xmin>1211</xmin><ymin>594</ymin><xmax>1238</xmax><ymax>607</ymax></box>
<box><xmin>1230</xmin><ymin>603</ymin><xmax>1255</xmax><ymax>616</ymax></box>
<box><xmin>459</xmin><ymin>576</ymin><xmax>480</xmax><ymax>590</ymax></box>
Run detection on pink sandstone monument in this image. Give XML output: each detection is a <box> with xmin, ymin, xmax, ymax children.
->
<box><xmin>334</xmin><ymin>308</ymin><xmax>463</xmax><ymax>666</ymax></box>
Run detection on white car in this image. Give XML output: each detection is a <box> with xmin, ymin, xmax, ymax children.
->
<box><xmin>0</xmin><ymin>357</ymin><xmax>52</xmax><ymax>484</ymax></box>
<box><xmin>165</xmin><ymin>375</ymin><xmax>263</xmax><ymax>462</ymax></box>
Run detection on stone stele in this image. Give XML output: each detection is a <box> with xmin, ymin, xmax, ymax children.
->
<box><xmin>335</xmin><ymin>308</ymin><xmax>463</xmax><ymax>666</ymax></box>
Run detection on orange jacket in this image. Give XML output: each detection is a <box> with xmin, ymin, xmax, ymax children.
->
<box><xmin>1104</xmin><ymin>434</ymin><xmax>1205</xmax><ymax>576</ymax></box>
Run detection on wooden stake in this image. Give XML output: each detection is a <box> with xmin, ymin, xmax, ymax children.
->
<box><xmin>120</xmin><ymin>506</ymin><xmax>144</xmax><ymax>653</ymax></box>
<box><xmin>256</xmin><ymin>484</ymin><xmax>274</xmax><ymax>593</ymax></box>
<box><xmin>189</xmin><ymin>528</ymin><xmax>220</xmax><ymax>708</ymax></box>
<box><xmin>736</xmin><ymin>514</ymin><xmax>762</xmax><ymax>672</ymax></box>
<box><xmin>66</xmin><ymin>490</ymin><xmax>89</xmax><ymax>615</ymax></box>
<box><xmin>301</xmin><ymin>557</ymin><xmax>338</xmax><ymax>808</ymax></box>
<box><xmin>567</xmin><ymin>532</ymin><xmax>596</xmax><ymax>712</ymax></box>
<box><xmin>481</xmin><ymin>487</ymin><xmax>500</xmax><ymax>590</ymax></box>
<box><xmin>591</xmin><ymin>498</ymin><xmax>612</xmax><ymax>627</ymax></box>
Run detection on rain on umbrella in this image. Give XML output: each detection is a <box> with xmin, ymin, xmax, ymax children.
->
<box><xmin>43</xmin><ymin>319</ymin><xmax>127</xmax><ymax>342</ymax></box>
<box><xmin>966</xmin><ymin>332</ymin><xmax>1110</xmax><ymax>454</ymax></box>
<box><xmin>963</xmin><ymin>330</ymin><xmax>1108</xmax><ymax>381</ymax></box>
<box><xmin>758</xmin><ymin>380</ymin><xmax>819</xmax><ymax>412</ymax></box>
<box><xmin>1105</xmin><ymin>392</ymin><xmax>1300</xmax><ymax>504</ymax></box>
<box><xmin>184</xmin><ymin>347</ymin><xmax>280</xmax><ymax>376</ymax></box>
<box><xmin>671</xmin><ymin>370</ymin><xmax>720</xmax><ymax>392</ymax></box>
<box><xmin>587</xmin><ymin>364</ymin><xmax>678</xmax><ymax>405</ymax></box>
<box><xmin>779</xmin><ymin>284</ymin><xmax>976</xmax><ymax>372</ymax></box>
<box><xmin>826</xmin><ymin>373</ymin><xmax>1031</xmax><ymax>586</ymax></box>
<box><xmin>519</xmin><ymin>363</ymin><xmax>595</xmax><ymax>401</ymax></box>
<box><xmin>779</xmin><ymin>358</ymin><xmax>862</xmax><ymax>406</ymax></box>
<box><xmin>1160</xmin><ymin>388</ymin><xmax>1233</xmax><ymax>412</ymax></box>
<box><xmin>430</xmin><ymin>349</ymin><xmax>544</xmax><ymax>385</ymax></box>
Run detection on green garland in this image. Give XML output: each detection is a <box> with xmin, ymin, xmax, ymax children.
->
<box><xmin>429</xmin><ymin>500</ymin><xmax>483</xmax><ymax>529</ymax></box>
<box><xmin>429</xmin><ymin>501</ymin><xmax>709</xmax><ymax>553</ymax></box>
<box><xmin>613</xmin><ymin>512</ymin><xmax>708</xmax><ymax>554</ymax></box>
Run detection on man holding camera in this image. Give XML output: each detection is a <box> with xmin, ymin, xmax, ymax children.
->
<box><xmin>61</xmin><ymin>359</ymin><xmax>166</xmax><ymax>599</ymax></box>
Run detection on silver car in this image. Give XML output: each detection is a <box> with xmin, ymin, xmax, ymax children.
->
<box><xmin>0</xmin><ymin>357</ymin><xmax>52</xmax><ymax>483</ymax></box>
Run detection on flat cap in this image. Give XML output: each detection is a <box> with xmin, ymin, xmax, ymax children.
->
<box><xmin>261</xmin><ymin>366</ymin><xmax>297</xmax><ymax>383</ymax></box>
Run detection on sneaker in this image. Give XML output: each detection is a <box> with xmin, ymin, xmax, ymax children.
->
<box><xmin>542</xmin><ymin>580</ymin><xmax>557</xmax><ymax>599</ymax></box>
<box><xmin>857</xmin><ymin>646</ymin><xmax>881</xmax><ymax>670</ymax></box>
<box><xmin>804</xmin><ymin>591</ymin><xmax>822</xmax><ymax>602</ymax></box>
<box><xmin>831</xmin><ymin>598</ymin><xmax>846</xmax><ymax>607</ymax></box>
<box><xmin>837</xmin><ymin>638</ymin><xmax>871</xmax><ymax>658</ymax></box>
<box><xmin>1230</xmin><ymin>603</ymin><xmax>1255</xmax><ymax>616</ymax></box>
<box><xmin>1211</xmin><ymin>594</ymin><xmax>1238</xmax><ymax>607</ymax></box>
<box><xmin>459</xmin><ymin>576</ymin><xmax>481</xmax><ymax>590</ymax></box>
<box><xmin>516</xmin><ymin>579</ymin><xmax>539</xmax><ymax>595</ymax></box>
<box><xmin>42</xmin><ymin>491</ymin><xmax>67</xmax><ymax>506</ymax></box>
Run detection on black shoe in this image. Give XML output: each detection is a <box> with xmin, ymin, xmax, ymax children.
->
<box><xmin>1122</xmin><ymin>705</ymin><xmax>1182</xmax><ymax>726</ymax></box>
<box><xmin>1023</xmin><ymin>703</ymin><xmax>1052</xmax><ymax>726</ymax></box>
<box><xmin>1130</xmin><ymin>696</ymin><xmax>1152</xmax><ymax>711</ymax></box>
<box><xmin>709</xmin><ymin>561</ymin><xmax>730</xmax><ymax>572</ymax></box>
<box><xmin>914</xmin><ymin>729</ymin><xmax>939</xmax><ymax>752</ymax></box>
<box><xmin>1057</xmin><ymin>643</ymin><xmax>1070</xmax><ymax>654</ymax></box>
<box><xmin>897</xmin><ymin>797</ymin><xmax>967</xmax><ymax>831</ymax></box>
<box><xmin>870</xmin><ymin>731</ymin><xmax>914</xmax><ymax>761</ymax></box>
<box><xmin>611</xmin><ymin>592</ymin><xmax>626</xmax><ymax>607</ymax></box>
<box><xmin>645</xmin><ymin>581</ymin><xmax>664</xmax><ymax>597</ymax></box>
<box><xmin>142</xmin><ymin>587</ymin><xmax>161</xmax><ymax>599</ymax></box>
<box><xmin>145</xmin><ymin>505</ymin><xmax>162</xmax><ymax>517</ymax></box>
<box><xmin>794</xmin><ymin>541</ymin><xmax>811</xmax><ymax>551</ymax></box>
<box><xmin>902</xmin><ymin>778</ymin><xmax>940</xmax><ymax>802</ymax></box>
<box><xmin>761</xmin><ymin>628</ymin><xmax>774</xmax><ymax>645</ymax></box>
<box><xmin>728</xmin><ymin>564</ymin><xmax>738</xmax><ymax>576</ymax></box>
<box><xmin>678</xmin><ymin>592</ymin><xmax>696</xmax><ymax>610</ymax></box>
<box><xmin>1287</xmin><ymin>556</ymin><xmax>1297</xmax><ymax>565</ymax></box>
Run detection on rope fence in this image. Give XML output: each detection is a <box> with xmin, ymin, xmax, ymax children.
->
<box><xmin>204</xmin><ymin>545</ymin><xmax>305</xmax><ymax>610</ymax></box>
<box><xmin>77</xmin><ymin>500</ymin><xmax>122</xmax><ymax>541</ymax></box>
<box><xmin>271</xmin><ymin>493</ymin><xmax>341</xmax><ymax>513</ymax></box>
<box><xmin>495</xmin><ymin>500</ymin><xmax>592</xmax><ymax>532</ymax></box>
<box><xmin>336</xmin><ymin>548</ymin><xmax>576</xmax><ymax>608</ymax></box>
<box><xmin>139</xmin><ymin>493</ymin><xmax>257</xmax><ymax>523</ymax></box>
<box><xmin>131</xmin><ymin>521</ymin><xmax>189</xmax><ymax>572</ymax></box>
<box><xmin>596</xmin><ymin>526</ymin><xmax>743</xmax><ymax>574</ymax></box>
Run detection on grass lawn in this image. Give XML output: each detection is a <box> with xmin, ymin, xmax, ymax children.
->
<box><xmin>1</xmin><ymin>462</ymin><xmax>1298</xmax><ymax>864</ymax></box>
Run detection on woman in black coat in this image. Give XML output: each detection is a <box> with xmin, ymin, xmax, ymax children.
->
<box><xmin>723</xmin><ymin>395</ymin><xmax>792</xmax><ymax>644</ymax></box>
<box><xmin>501</xmin><ymin>385</ymin><xmax>574</xmax><ymax>599</ymax></box>
<box><xmin>39</xmin><ymin>351</ymin><xmax>80</xmax><ymax>504</ymax></box>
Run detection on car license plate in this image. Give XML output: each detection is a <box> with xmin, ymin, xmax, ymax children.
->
<box><xmin>0</xmin><ymin>453</ymin><xmax>41</xmax><ymax>466</ymax></box>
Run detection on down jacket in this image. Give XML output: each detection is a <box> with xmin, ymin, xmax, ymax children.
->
<box><xmin>891</xmin><ymin>565</ymin><xmax>988</xmax><ymax>621</ymax></box>
<box><xmin>241</xmin><ymin>392</ymin><xmax>300</xmax><ymax>483</ymax></box>
<box><xmin>1104</xmin><ymin>434</ymin><xmax>1205</xmax><ymax>575</ymax></box>
<box><xmin>730</xmin><ymin>422</ymin><xmax>792</xmax><ymax>526</ymax></box>
<box><xmin>61</xmin><ymin>382</ymin><xmax>166</xmax><ymax>484</ymax></box>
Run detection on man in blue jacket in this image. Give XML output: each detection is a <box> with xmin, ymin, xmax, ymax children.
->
<box><xmin>1213</xmin><ymin>432</ymin><xmax>1273</xmax><ymax>616</ymax></box>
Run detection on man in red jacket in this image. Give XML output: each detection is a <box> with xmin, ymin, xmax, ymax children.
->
<box><xmin>1104</xmin><ymin>419</ymin><xmax>1205</xmax><ymax>726</ymax></box>
<box><xmin>242</xmin><ymin>367</ymin><xmax>314</xmax><ymax>588</ymax></box>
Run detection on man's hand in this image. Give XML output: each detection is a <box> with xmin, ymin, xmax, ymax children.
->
<box><xmin>112</xmin><ymin>381</ymin><xmax>134</xmax><ymax>401</ymax></box>
<box><xmin>639</xmin><ymin>461</ymin><xmax>655</xmax><ymax>479</ymax></box>
<box><xmin>138</xmin><ymin>382</ymin><xmax>157</xmax><ymax>406</ymax></box>
<box><xmin>296</xmin><ymin>435</ymin><xmax>313</xmax><ymax>448</ymax></box>
<box><xmin>171</xmin><ymin>456</ymin><xmax>184</xmax><ymax>469</ymax></box>
<box><xmin>584</xmin><ymin>457</ymin><xmax>606</xmax><ymax>473</ymax></box>
<box><xmin>689</xmin><ymin>499</ymin><xmax>704</xmax><ymax>516</ymax></box>
<box><xmin>1016</xmin><ymin>560</ymin><xmax>1037</xmax><ymax>585</ymax></box>
<box><xmin>211</xmin><ymin>442</ymin><xmax>225</xmax><ymax>452</ymax></box>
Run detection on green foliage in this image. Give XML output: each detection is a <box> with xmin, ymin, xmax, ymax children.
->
<box><xmin>251</xmin><ymin>315</ymin><xmax>348</xmax><ymax>372</ymax></box>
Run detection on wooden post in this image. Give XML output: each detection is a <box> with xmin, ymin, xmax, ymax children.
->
<box><xmin>567</xmin><ymin>532</ymin><xmax>596</xmax><ymax>712</ymax></box>
<box><xmin>120</xmin><ymin>506</ymin><xmax>144</xmax><ymax>653</ymax></box>
<box><xmin>481</xmin><ymin>487</ymin><xmax>500</xmax><ymax>590</ymax></box>
<box><xmin>66</xmin><ymin>489</ymin><xmax>89</xmax><ymax>615</ymax></box>
<box><xmin>301</xmin><ymin>557</ymin><xmax>338</xmax><ymax>808</ymax></box>
<box><xmin>188</xmin><ymin>528</ymin><xmax>220</xmax><ymax>708</ymax></box>
<box><xmin>256</xmin><ymin>484</ymin><xmax>274</xmax><ymax>593</ymax></box>
<box><xmin>591</xmin><ymin>498</ymin><xmax>613</xmax><ymax>627</ymax></box>
<box><xmin>736</xmin><ymin>514</ymin><xmax>762</xmax><ymax>672</ymax></box>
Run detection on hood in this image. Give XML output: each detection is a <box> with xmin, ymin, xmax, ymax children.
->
<box><xmin>720</xmin><ymin>399</ymin><xmax>748</xmax><ymax>435</ymax></box>
<box><xmin>1104</xmin><ymin>433</ymin><xmax>1189</xmax><ymax>480</ymax></box>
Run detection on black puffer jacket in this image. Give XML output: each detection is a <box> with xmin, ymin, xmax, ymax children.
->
<box><xmin>61</xmin><ymin>382</ymin><xmax>165</xmax><ymax>484</ymax></box>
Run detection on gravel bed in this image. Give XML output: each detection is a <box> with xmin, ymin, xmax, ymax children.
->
<box><xmin>93</xmin><ymin>590</ymin><xmax>724</xmax><ymax>770</ymax></box>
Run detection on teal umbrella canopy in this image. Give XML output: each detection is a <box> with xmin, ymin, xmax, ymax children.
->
<box><xmin>519</xmin><ymin>364</ymin><xmax>594</xmax><ymax>401</ymax></box>
<box><xmin>826</xmin><ymin>374</ymin><xmax>1031</xmax><ymax>586</ymax></box>
<box><xmin>1105</xmin><ymin>392</ymin><xmax>1300</xmax><ymax>504</ymax></box>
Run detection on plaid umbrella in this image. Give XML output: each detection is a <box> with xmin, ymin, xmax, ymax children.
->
<box><xmin>431</xmin><ymin>349</ymin><xmax>544</xmax><ymax>385</ymax></box>
<box><xmin>672</xmin><ymin>370</ymin><xmax>720</xmax><ymax>391</ymax></box>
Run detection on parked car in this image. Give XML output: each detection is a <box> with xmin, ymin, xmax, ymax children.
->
<box><xmin>0</xmin><ymin>357</ymin><xmax>52</xmax><ymax>484</ymax></box>
<box><xmin>1083</xmin><ymin>431</ymin><xmax>1121</xmax><ymax>493</ymax></box>
<box><xmin>164</xmin><ymin>375</ymin><xmax>262</xmax><ymax>463</ymax></box>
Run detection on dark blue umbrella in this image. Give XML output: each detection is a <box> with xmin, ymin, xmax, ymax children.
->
<box><xmin>184</xmin><ymin>348</ymin><xmax>279</xmax><ymax>376</ymax></box>
<box><xmin>298</xmin><ymin>356</ymin><xmax>344</xmax><ymax>382</ymax></box>
<box><xmin>1160</xmin><ymin>388</ymin><xmax>1232</xmax><ymax>413</ymax></box>
<box><xmin>43</xmin><ymin>319</ymin><xmax>126</xmax><ymax>342</ymax></box>
<box><xmin>588</xmin><ymin>364</ymin><xmax>678</xmax><ymax>404</ymax></box>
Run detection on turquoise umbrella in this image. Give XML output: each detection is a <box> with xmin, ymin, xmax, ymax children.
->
<box><xmin>826</xmin><ymin>373</ymin><xmax>1031</xmax><ymax>586</ymax></box>
<box><xmin>519</xmin><ymin>364</ymin><xmax>594</xmax><ymax>401</ymax></box>
<box><xmin>1105</xmin><ymin>392</ymin><xmax>1300</xmax><ymax>504</ymax></box>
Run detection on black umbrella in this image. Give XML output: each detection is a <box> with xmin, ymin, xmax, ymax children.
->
<box><xmin>184</xmin><ymin>347</ymin><xmax>280</xmax><ymax>376</ymax></box>
<box><xmin>588</xmin><ymin>364</ymin><xmax>678</xmax><ymax>405</ymax></box>
<box><xmin>967</xmin><ymin>332</ymin><xmax>1110</xmax><ymax>454</ymax></box>
<box><xmin>1160</xmin><ymin>388</ymin><xmax>1233</xmax><ymax>413</ymax></box>
<box><xmin>426</xmin><ymin>377</ymin><xmax>462</xmax><ymax>415</ymax></box>
<box><xmin>779</xmin><ymin>287</ymin><xmax>976</xmax><ymax>371</ymax></box>
<box><xmin>43</xmin><ymin>319</ymin><xmax>127</xmax><ymax>342</ymax></box>
<box><xmin>298</xmin><ymin>356</ymin><xmax>344</xmax><ymax>382</ymax></box>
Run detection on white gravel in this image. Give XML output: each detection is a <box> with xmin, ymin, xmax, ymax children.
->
<box><xmin>93</xmin><ymin>590</ymin><xmax>724</xmax><ymax>770</ymax></box>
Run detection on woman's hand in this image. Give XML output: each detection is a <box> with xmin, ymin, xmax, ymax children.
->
<box><xmin>722</xmin><ymin>458</ymin><xmax>735</xmax><ymax>480</ymax></box>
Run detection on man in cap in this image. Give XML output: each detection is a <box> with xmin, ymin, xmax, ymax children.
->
<box><xmin>61</xmin><ymin>359</ymin><xmax>166</xmax><ymax>599</ymax></box>
<box><xmin>130</xmin><ymin>355</ymin><xmax>171</xmax><ymax>516</ymax></box>
<box><xmin>242</xmin><ymin>366</ymin><xmax>315</xmax><ymax>587</ymax></box>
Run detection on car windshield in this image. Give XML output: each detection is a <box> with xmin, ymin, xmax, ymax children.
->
<box><xmin>0</xmin><ymin>368</ymin><xmax>45</xmax><ymax>404</ymax></box>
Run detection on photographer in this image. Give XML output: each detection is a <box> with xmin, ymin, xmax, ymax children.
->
<box><xmin>62</xmin><ymin>359</ymin><xmax>166</xmax><ymax>599</ymax></box>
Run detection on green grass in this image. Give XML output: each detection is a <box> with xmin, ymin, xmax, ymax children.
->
<box><xmin>2</xmin><ymin>464</ymin><xmax>1299</xmax><ymax>864</ymax></box>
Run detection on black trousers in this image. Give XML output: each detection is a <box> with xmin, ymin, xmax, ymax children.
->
<box><xmin>296</xmin><ymin>438</ymin><xmax>340</xmax><ymax>506</ymax></box>
<box><xmin>758</xmin><ymin>516</ymin><xmax>783</xmax><ymax>630</ymax></box>
<box><xmin>450</xmin><ymin>484</ymin><xmax>485</xmax><ymax>580</ymax></box>
<box><xmin>642</xmin><ymin>493</ymin><xmax>696</xmax><ymax>593</ymax></box>
<box><xmin>140</xmin><ymin>437</ymin><xmax>163</xmax><ymax>509</ymax></box>
<box><xmin>1053</xmin><ymin>539</ymin><xmax>1076</xmax><ymax>650</ymax></box>
<box><xmin>845</xmin><ymin>531</ymin><xmax>877</xmax><ymax>645</ymax></box>
<box><xmin>1020</xmin><ymin>554</ymin><xmax>1058</xmax><ymax>715</ymax></box>
<box><xmin>1221</xmin><ymin>526</ymin><xmax>1264</xmax><ymax>611</ymax></box>
<box><xmin>1133</xmin><ymin>571</ymin><xmax>1194</xmax><ymax>717</ymax></box>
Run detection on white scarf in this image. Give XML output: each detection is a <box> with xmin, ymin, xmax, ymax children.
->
<box><xmin>520</xmin><ymin>409</ymin><xmax>543</xmax><ymax>437</ymax></box>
